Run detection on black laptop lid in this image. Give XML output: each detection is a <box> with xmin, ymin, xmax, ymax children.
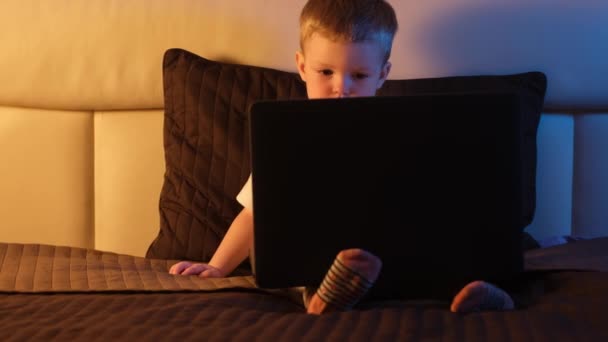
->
<box><xmin>249</xmin><ymin>93</ymin><xmax>523</xmax><ymax>300</ymax></box>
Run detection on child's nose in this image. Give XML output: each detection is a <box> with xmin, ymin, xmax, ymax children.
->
<box><xmin>332</xmin><ymin>76</ymin><xmax>352</xmax><ymax>98</ymax></box>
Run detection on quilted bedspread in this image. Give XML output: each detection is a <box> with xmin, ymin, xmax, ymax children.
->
<box><xmin>1</xmin><ymin>239</ymin><xmax>608</xmax><ymax>341</ymax></box>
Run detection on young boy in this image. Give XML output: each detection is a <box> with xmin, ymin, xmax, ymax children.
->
<box><xmin>170</xmin><ymin>0</ymin><xmax>515</xmax><ymax>314</ymax></box>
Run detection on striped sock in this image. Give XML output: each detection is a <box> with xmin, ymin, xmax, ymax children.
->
<box><xmin>316</xmin><ymin>256</ymin><xmax>375</xmax><ymax>310</ymax></box>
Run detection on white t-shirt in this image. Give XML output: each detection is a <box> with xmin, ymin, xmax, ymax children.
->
<box><xmin>236</xmin><ymin>174</ymin><xmax>253</xmax><ymax>209</ymax></box>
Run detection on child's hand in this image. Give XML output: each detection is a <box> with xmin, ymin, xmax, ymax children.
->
<box><xmin>169</xmin><ymin>261</ymin><xmax>223</xmax><ymax>278</ymax></box>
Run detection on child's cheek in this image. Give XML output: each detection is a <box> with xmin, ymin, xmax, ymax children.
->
<box><xmin>307</xmin><ymin>80</ymin><xmax>331</xmax><ymax>99</ymax></box>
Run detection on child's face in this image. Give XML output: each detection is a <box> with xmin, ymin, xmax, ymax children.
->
<box><xmin>296</xmin><ymin>33</ymin><xmax>391</xmax><ymax>99</ymax></box>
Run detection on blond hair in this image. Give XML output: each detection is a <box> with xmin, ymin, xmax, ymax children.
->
<box><xmin>299</xmin><ymin>0</ymin><xmax>398</xmax><ymax>62</ymax></box>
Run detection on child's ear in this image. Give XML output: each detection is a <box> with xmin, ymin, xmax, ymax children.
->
<box><xmin>376</xmin><ymin>61</ymin><xmax>392</xmax><ymax>89</ymax></box>
<box><xmin>295</xmin><ymin>51</ymin><xmax>307</xmax><ymax>82</ymax></box>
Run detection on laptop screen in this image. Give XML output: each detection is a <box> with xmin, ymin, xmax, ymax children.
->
<box><xmin>249</xmin><ymin>93</ymin><xmax>523</xmax><ymax>299</ymax></box>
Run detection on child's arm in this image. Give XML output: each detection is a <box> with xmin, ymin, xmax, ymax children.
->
<box><xmin>207</xmin><ymin>207</ymin><xmax>254</xmax><ymax>275</ymax></box>
<box><xmin>169</xmin><ymin>207</ymin><xmax>253</xmax><ymax>277</ymax></box>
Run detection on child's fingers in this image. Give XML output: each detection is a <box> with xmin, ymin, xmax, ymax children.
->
<box><xmin>181</xmin><ymin>264</ymin><xmax>208</xmax><ymax>275</ymax></box>
<box><xmin>171</xmin><ymin>262</ymin><xmax>222</xmax><ymax>277</ymax></box>
<box><xmin>169</xmin><ymin>261</ymin><xmax>192</xmax><ymax>275</ymax></box>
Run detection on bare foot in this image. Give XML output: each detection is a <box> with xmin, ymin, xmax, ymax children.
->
<box><xmin>306</xmin><ymin>248</ymin><xmax>382</xmax><ymax>315</ymax></box>
<box><xmin>450</xmin><ymin>280</ymin><xmax>515</xmax><ymax>313</ymax></box>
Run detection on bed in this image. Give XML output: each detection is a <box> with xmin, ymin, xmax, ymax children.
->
<box><xmin>2</xmin><ymin>238</ymin><xmax>608</xmax><ymax>340</ymax></box>
<box><xmin>1</xmin><ymin>1</ymin><xmax>608</xmax><ymax>340</ymax></box>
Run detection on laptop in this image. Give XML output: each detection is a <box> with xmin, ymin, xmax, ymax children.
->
<box><xmin>248</xmin><ymin>93</ymin><xmax>524</xmax><ymax>300</ymax></box>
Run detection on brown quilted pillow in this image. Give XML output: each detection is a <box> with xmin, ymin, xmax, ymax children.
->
<box><xmin>146</xmin><ymin>48</ymin><xmax>546</xmax><ymax>264</ymax></box>
<box><xmin>145</xmin><ymin>49</ymin><xmax>306</xmax><ymax>264</ymax></box>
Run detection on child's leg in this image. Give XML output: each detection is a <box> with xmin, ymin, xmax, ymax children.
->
<box><xmin>305</xmin><ymin>248</ymin><xmax>517</xmax><ymax>314</ymax></box>
<box><xmin>306</xmin><ymin>248</ymin><xmax>382</xmax><ymax>315</ymax></box>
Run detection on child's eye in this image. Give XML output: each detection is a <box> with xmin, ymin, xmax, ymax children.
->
<box><xmin>353</xmin><ymin>73</ymin><xmax>369</xmax><ymax>80</ymax></box>
<box><xmin>319</xmin><ymin>69</ymin><xmax>333</xmax><ymax>76</ymax></box>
